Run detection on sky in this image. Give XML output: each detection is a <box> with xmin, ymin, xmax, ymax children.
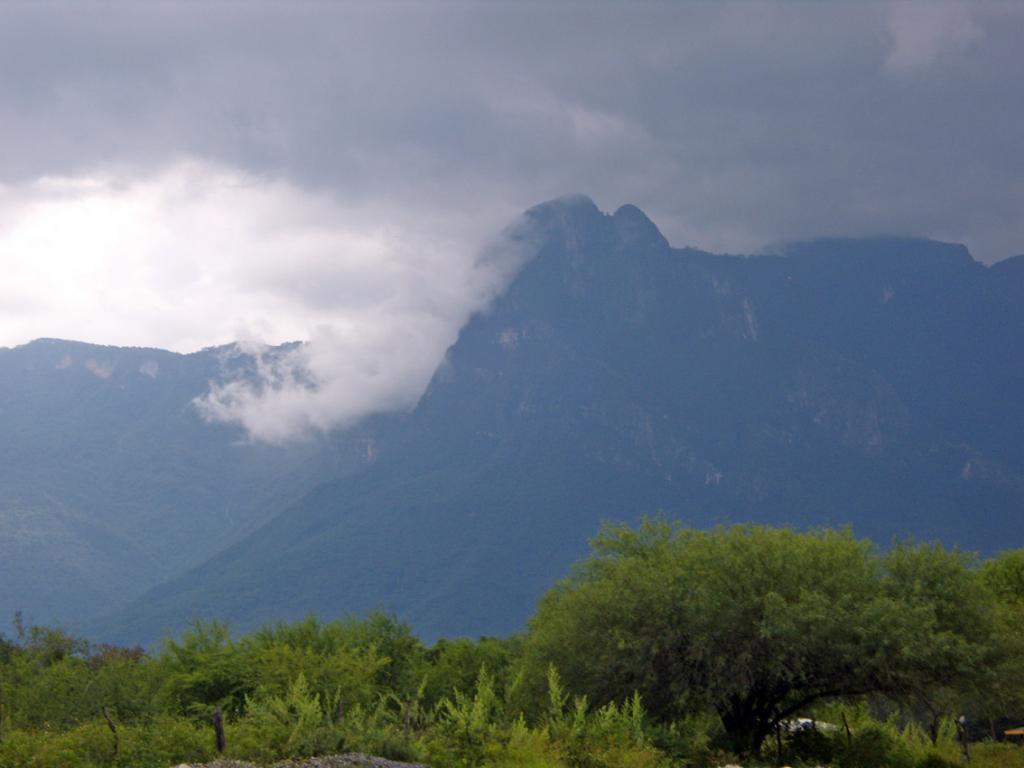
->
<box><xmin>1</xmin><ymin>1</ymin><xmax>1021</xmax><ymax>440</ymax></box>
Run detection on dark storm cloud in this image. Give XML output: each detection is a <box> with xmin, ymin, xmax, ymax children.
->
<box><xmin>1</xmin><ymin>1</ymin><xmax>1021</xmax><ymax>261</ymax></box>
<box><xmin>1</xmin><ymin>1</ymin><xmax>1021</xmax><ymax>440</ymax></box>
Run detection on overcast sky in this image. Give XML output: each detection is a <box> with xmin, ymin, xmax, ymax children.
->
<box><xmin>1</xmin><ymin>1</ymin><xmax>1021</xmax><ymax>439</ymax></box>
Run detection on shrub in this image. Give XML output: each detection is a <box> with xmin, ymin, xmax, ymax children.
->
<box><xmin>230</xmin><ymin>674</ymin><xmax>340</xmax><ymax>761</ymax></box>
<box><xmin>30</xmin><ymin>720</ymin><xmax>115</xmax><ymax>768</ymax></box>
<box><xmin>834</xmin><ymin>726</ymin><xmax>914</xmax><ymax>768</ymax></box>
<box><xmin>116</xmin><ymin>716</ymin><xmax>215</xmax><ymax>767</ymax></box>
<box><xmin>647</xmin><ymin>712</ymin><xmax>734</xmax><ymax>768</ymax></box>
<box><xmin>786</xmin><ymin>725</ymin><xmax>836</xmax><ymax>765</ymax></box>
<box><xmin>972</xmin><ymin>741</ymin><xmax>1024</xmax><ymax>768</ymax></box>
<box><xmin>0</xmin><ymin>730</ymin><xmax>37</xmax><ymax>768</ymax></box>
<box><xmin>916</xmin><ymin>754</ymin><xmax>962</xmax><ymax>768</ymax></box>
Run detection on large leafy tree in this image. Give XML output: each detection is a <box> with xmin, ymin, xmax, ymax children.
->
<box><xmin>880</xmin><ymin>542</ymin><xmax>999</xmax><ymax>740</ymax></box>
<box><xmin>525</xmin><ymin>520</ymin><xmax>996</xmax><ymax>756</ymax></box>
<box><xmin>977</xmin><ymin>550</ymin><xmax>1024</xmax><ymax>719</ymax></box>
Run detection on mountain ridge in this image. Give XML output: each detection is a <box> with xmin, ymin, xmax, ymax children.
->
<box><xmin>84</xmin><ymin>197</ymin><xmax>1024</xmax><ymax>646</ymax></box>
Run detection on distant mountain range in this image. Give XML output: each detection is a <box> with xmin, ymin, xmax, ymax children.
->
<box><xmin>3</xmin><ymin>195</ymin><xmax>1022</xmax><ymax>646</ymax></box>
<box><xmin>0</xmin><ymin>340</ymin><xmax>377</xmax><ymax>626</ymax></box>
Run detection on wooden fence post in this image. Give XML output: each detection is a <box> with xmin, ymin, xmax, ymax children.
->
<box><xmin>212</xmin><ymin>706</ymin><xmax>226</xmax><ymax>754</ymax></box>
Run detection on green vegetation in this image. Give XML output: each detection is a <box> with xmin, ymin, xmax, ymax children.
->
<box><xmin>527</xmin><ymin>522</ymin><xmax>1004</xmax><ymax>754</ymax></box>
<box><xmin>2</xmin><ymin>522</ymin><xmax>1023</xmax><ymax>767</ymax></box>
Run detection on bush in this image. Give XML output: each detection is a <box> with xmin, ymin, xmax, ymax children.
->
<box><xmin>786</xmin><ymin>725</ymin><xmax>836</xmax><ymax>765</ymax></box>
<box><xmin>0</xmin><ymin>718</ymin><xmax>214</xmax><ymax>768</ymax></box>
<box><xmin>230</xmin><ymin>674</ymin><xmax>340</xmax><ymax>761</ymax></box>
<box><xmin>29</xmin><ymin>720</ymin><xmax>115</xmax><ymax>768</ymax></box>
<box><xmin>646</xmin><ymin>712</ymin><xmax>734</xmax><ymax>768</ymax></box>
<box><xmin>489</xmin><ymin>719</ymin><xmax>559</xmax><ymax>768</ymax></box>
<box><xmin>117</xmin><ymin>716</ymin><xmax>215</xmax><ymax>767</ymax></box>
<box><xmin>916</xmin><ymin>754</ymin><xmax>962</xmax><ymax>768</ymax></box>
<box><xmin>972</xmin><ymin>741</ymin><xmax>1024</xmax><ymax>768</ymax></box>
<box><xmin>0</xmin><ymin>730</ymin><xmax>37</xmax><ymax>768</ymax></box>
<box><xmin>834</xmin><ymin>726</ymin><xmax>914</xmax><ymax>768</ymax></box>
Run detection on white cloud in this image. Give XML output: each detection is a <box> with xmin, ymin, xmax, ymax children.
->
<box><xmin>0</xmin><ymin>159</ymin><xmax>532</xmax><ymax>441</ymax></box>
<box><xmin>195</xmin><ymin>228</ymin><xmax>533</xmax><ymax>443</ymax></box>
<box><xmin>885</xmin><ymin>2</ymin><xmax>982</xmax><ymax>73</ymax></box>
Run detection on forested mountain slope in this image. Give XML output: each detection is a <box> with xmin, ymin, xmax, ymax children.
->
<box><xmin>93</xmin><ymin>196</ymin><xmax>1024</xmax><ymax>645</ymax></box>
<box><xmin>0</xmin><ymin>340</ymin><xmax>379</xmax><ymax>624</ymax></box>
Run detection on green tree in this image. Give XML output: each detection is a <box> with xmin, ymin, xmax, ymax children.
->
<box><xmin>880</xmin><ymin>542</ymin><xmax>998</xmax><ymax>740</ymax></box>
<box><xmin>244</xmin><ymin>614</ymin><xmax>423</xmax><ymax>713</ymax></box>
<box><xmin>422</xmin><ymin>637</ymin><xmax>519</xmax><ymax>709</ymax></box>
<box><xmin>978</xmin><ymin>549</ymin><xmax>1024</xmax><ymax>719</ymax></box>
<box><xmin>525</xmin><ymin>520</ymin><xmax>996</xmax><ymax>757</ymax></box>
<box><xmin>155</xmin><ymin>620</ymin><xmax>252</xmax><ymax>717</ymax></box>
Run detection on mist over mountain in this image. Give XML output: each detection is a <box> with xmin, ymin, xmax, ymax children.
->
<box><xmin>63</xmin><ymin>196</ymin><xmax>1023</xmax><ymax>646</ymax></box>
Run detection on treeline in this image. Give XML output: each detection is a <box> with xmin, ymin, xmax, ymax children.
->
<box><xmin>2</xmin><ymin>521</ymin><xmax>1024</xmax><ymax>768</ymax></box>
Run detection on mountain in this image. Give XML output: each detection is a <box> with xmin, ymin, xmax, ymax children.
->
<box><xmin>0</xmin><ymin>340</ymin><xmax>381</xmax><ymax>626</ymax></box>
<box><xmin>90</xmin><ymin>196</ymin><xmax>1024</xmax><ymax>646</ymax></box>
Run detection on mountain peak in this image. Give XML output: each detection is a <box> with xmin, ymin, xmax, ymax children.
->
<box><xmin>527</xmin><ymin>193</ymin><xmax>599</xmax><ymax>215</ymax></box>
<box><xmin>612</xmin><ymin>204</ymin><xmax>669</xmax><ymax>251</ymax></box>
<box><xmin>520</xmin><ymin>194</ymin><xmax>607</xmax><ymax>258</ymax></box>
<box><xmin>523</xmin><ymin>194</ymin><xmax>602</xmax><ymax>230</ymax></box>
<box><xmin>522</xmin><ymin>196</ymin><xmax>671</xmax><ymax>259</ymax></box>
